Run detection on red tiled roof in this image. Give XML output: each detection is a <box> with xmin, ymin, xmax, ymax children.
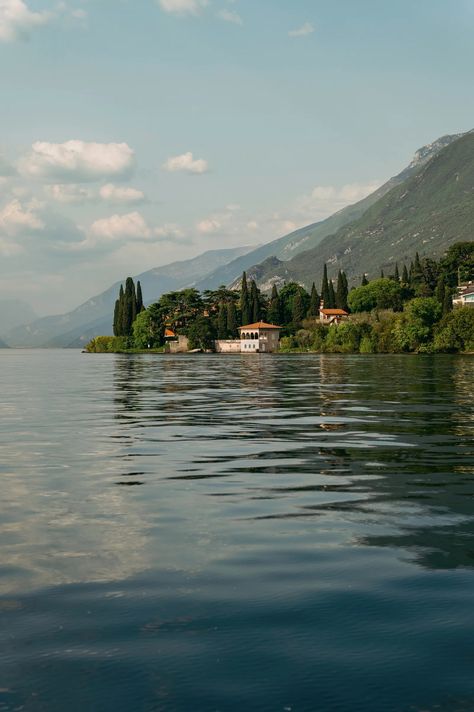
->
<box><xmin>238</xmin><ymin>322</ymin><xmax>281</xmax><ymax>330</ymax></box>
<box><xmin>164</xmin><ymin>328</ymin><xmax>176</xmax><ymax>338</ymax></box>
<box><xmin>321</xmin><ymin>309</ymin><xmax>348</xmax><ymax>316</ymax></box>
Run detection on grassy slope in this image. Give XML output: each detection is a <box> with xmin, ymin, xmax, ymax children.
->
<box><xmin>253</xmin><ymin>131</ymin><xmax>474</xmax><ymax>287</ymax></box>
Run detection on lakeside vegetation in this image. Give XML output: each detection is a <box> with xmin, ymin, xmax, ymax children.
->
<box><xmin>85</xmin><ymin>242</ymin><xmax>474</xmax><ymax>355</ymax></box>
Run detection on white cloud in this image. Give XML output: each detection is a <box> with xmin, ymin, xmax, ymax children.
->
<box><xmin>289</xmin><ymin>22</ymin><xmax>315</xmax><ymax>38</ymax></box>
<box><xmin>0</xmin><ymin>0</ymin><xmax>50</xmax><ymax>42</ymax></box>
<box><xmin>217</xmin><ymin>9</ymin><xmax>242</xmax><ymax>25</ymax></box>
<box><xmin>154</xmin><ymin>223</ymin><xmax>186</xmax><ymax>241</ymax></box>
<box><xmin>158</xmin><ymin>0</ymin><xmax>208</xmax><ymax>16</ymax></box>
<box><xmin>99</xmin><ymin>183</ymin><xmax>145</xmax><ymax>204</ymax></box>
<box><xmin>163</xmin><ymin>151</ymin><xmax>209</xmax><ymax>175</ymax></box>
<box><xmin>19</xmin><ymin>140</ymin><xmax>135</xmax><ymax>183</ymax></box>
<box><xmin>45</xmin><ymin>184</ymin><xmax>95</xmax><ymax>204</ymax></box>
<box><xmin>0</xmin><ymin>199</ymin><xmax>44</xmax><ymax>236</ymax></box>
<box><xmin>89</xmin><ymin>212</ymin><xmax>151</xmax><ymax>242</ymax></box>
<box><xmin>196</xmin><ymin>217</ymin><xmax>221</xmax><ymax>234</ymax></box>
<box><xmin>296</xmin><ymin>181</ymin><xmax>381</xmax><ymax>220</ymax></box>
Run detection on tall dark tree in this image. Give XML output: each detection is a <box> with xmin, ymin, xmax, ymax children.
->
<box><xmin>410</xmin><ymin>252</ymin><xmax>423</xmax><ymax>286</ymax></box>
<box><xmin>394</xmin><ymin>263</ymin><xmax>400</xmax><ymax>282</ymax></box>
<box><xmin>217</xmin><ymin>301</ymin><xmax>227</xmax><ymax>339</ymax></box>
<box><xmin>136</xmin><ymin>280</ymin><xmax>144</xmax><ymax>313</ymax></box>
<box><xmin>122</xmin><ymin>277</ymin><xmax>137</xmax><ymax>336</ymax></box>
<box><xmin>113</xmin><ymin>298</ymin><xmax>120</xmax><ymax>336</ymax></box>
<box><xmin>267</xmin><ymin>284</ymin><xmax>281</xmax><ymax>324</ymax></box>
<box><xmin>327</xmin><ymin>280</ymin><xmax>336</xmax><ymax>309</ymax></box>
<box><xmin>336</xmin><ymin>270</ymin><xmax>348</xmax><ymax>311</ymax></box>
<box><xmin>240</xmin><ymin>272</ymin><xmax>250</xmax><ymax>326</ymax></box>
<box><xmin>380</xmin><ymin>269</ymin><xmax>385</xmax><ymax>279</ymax></box>
<box><xmin>361</xmin><ymin>274</ymin><xmax>369</xmax><ymax>286</ymax></box>
<box><xmin>321</xmin><ymin>264</ymin><xmax>330</xmax><ymax>307</ymax></box>
<box><xmin>442</xmin><ymin>289</ymin><xmax>453</xmax><ymax>315</ymax></box>
<box><xmin>292</xmin><ymin>291</ymin><xmax>305</xmax><ymax>325</ymax></box>
<box><xmin>227</xmin><ymin>301</ymin><xmax>237</xmax><ymax>337</ymax></box>
<box><xmin>402</xmin><ymin>264</ymin><xmax>409</xmax><ymax>284</ymax></box>
<box><xmin>250</xmin><ymin>280</ymin><xmax>260</xmax><ymax>322</ymax></box>
<box><xmin>435</xmin><ymin>276</ymin><xmax>446</xmax><ymax>305</ymax></box>
<box><xmin>307</xmin><ymin>282</ymin><xmax>320</xmax><ymax>318</ymax></box>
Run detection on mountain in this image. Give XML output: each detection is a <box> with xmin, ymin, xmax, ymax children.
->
<box><xmin>5</xmin><ymin>246</ymin><xmax>253</xmax><ymax>348</ymax></box>
<box><xmin>0</xmin><ymin>299</ymin><xmax>37</xmax><ymax>340</ymax></box>
<box><xmin>0</xmin><ymin>336</ymin><xmax>9</xmax><ymax>348</ymax></box>
<box><xmin>239</xmin><ymin>131</ymin><xmax>474</xmax><ymax>290</ymax></box>
<box><xmin>193</xmin><ymin>132</ymin><xmax>465</xmax><ymax>292</ymax></box>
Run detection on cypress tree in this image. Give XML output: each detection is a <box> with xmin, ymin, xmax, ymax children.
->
<box><xmin>435</xmin><ymin>276</ymin><xmax>445</xmax><ymax>305</ymax></box>
<box><xmin>122</xmin><ymin>277</ymin><xmax>137</xmax><ymax>336</ymax></box>
<box><xmin>136</xmin><ymin>280</ymin><xmax>144</xmax><ymax>313</ymax></box>
<box><xmin>328</xmin><ymin>280</ymin><xmax>336</xmax><ymax>309</ymax></box>
<box><xmin>113</xmin><ymin>299</ymin><xmax>120</xmax><ymax>336</ymax></box>
<box><xmin>321</xmin><ymin>265</ymin><xmax>330</xmax><ymax>307</ymax></box>
<box><xmin>307</xmin><ymin>282</ymin><xmax>320</xmax><ymax>318</ymax></box>
<box><xmin>402</xmin><ymin>264</ymin><xmax>409</xmax><ymax>284</ymax></box>
<box><xmin>241</xmin><ymin>272</ymin><xmax>250</xmax><ymax>326</ymax></box>
<box><xmin>394</xmin><ymin>263</ymin><xmax>400</xmax><ymax>282</ymax></box>
<box><xmin>336</xmin><ymin>270</ymin><xmax>348</xmax><ymax>311</ymax></box>
<box><xmin>442</xmin><ymin>289</ymin><xmax>453</xmax><ymax>315</ymax></box>
<box><xmin>361</xmin><ymin>274</ymin><xmax>369</xmax><ymax>286</ymax></box>
<box><xmin>411</xmin><ymin>252</ymin><xmax>423</xmax><ymax>285</ymax></box>
<box><xmin>227</xmin><ymin>301</ymin><xmax>237</xmax><ymax>337</ymax></box>
<box><xmin>267</xmin><ymin>285</ymin><xmax>281</xmax><ymax>324</ymax></box>
<box><xmin>217</xmin><ymin>301</ymin><xmax>227</xmax><ymax>339</ymax></box>
<box><xmin>380</xmin><ymin>269</ymin><xmax>385</xmax><ymax>279</ymax></box>
<box><xmin>292</xmin><ymin>291</ymin><xmax>305</xmax><ymax>325</ymax></box>
<box><xmin>250</xmin><ymin>280</ymin><xmax>260</xmax><ymax>322</ymax></box>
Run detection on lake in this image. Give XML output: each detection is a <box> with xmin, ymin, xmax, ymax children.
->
<box><xmin>1</xmin><ymin>351</ymin><xmax>473</xmax><ymax>712</ymax></box>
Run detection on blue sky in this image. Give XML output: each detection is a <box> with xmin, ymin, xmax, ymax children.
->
<box><xmin>0</xmin><ymin>0</ymin><xmax>473</xmax><ymax>314</ymax></box>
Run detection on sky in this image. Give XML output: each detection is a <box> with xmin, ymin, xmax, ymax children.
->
<box><xmin>0</xmin><ymin>0</ymin><xmax>473</xmax><ymax>315</ymax></box>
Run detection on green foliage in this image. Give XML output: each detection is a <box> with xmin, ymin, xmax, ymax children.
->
<box><xmin>321</xmin><ymin>264</ymin><xmax>330</xmax><ymax>307</ymax></box>
<box><xmin>85</xmin><ymin>336</ymin><xmax>129</xmax><ymax>352</ymax></box>
<box><xmin>307</xmin><ymin>283</ymin><xmax>320</xmax><ymax>318</ymax></box>
<box><xmin>393</xmin><ymin>297</ymin><xmax>442</xmax><ymax>352</ymax></box>
<box><xmin>132</xmin><ymin>309</ymin><xmax>163</xmax><ymax>349</ymax></box>
<box><xmin>217</xmin><ymin>302</ymin><xmax>227</xmax><ymax>339</ymax></box>
<box><xmin>187</xmin><ymin>317</ymin><xmax>216</xmax><ymax>350</ymax></box>
<box><xmin>434</xmin><ymin>307</ymin><xmax>474</xmax><ymax>352</ymax></box>
<box><xmin>278</xmin><ymin>282</ymin><xmax>309</xmax><ymax>327</ymax></box>
<box><xmin>240</xmin><ymin>272</ymin><xmax>250</xmax><ymax>326</ymax></box>
<box><xmin>267</xmin><ymin>284</ymin><xmax>281</xmax><ymax>324</ymax></box>
<box><xmin>348</xmin><ymin>278</ymin><xmax>403</xmax><ymax>313</ymax></box>
<box><xmin>336</xmin><ymin>270</ymin><xmax>349</xmax><ymax>311</ymax></box>
<box><xmin>226</xmin><ymin>301</ymin><xmax>238</xmax><ymax>337</ymax></box>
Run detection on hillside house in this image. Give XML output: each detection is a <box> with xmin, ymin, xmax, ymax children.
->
<box><xmin>320</xmin><ymin>308</ymin><xmax>349</xmax><ymax>325</ymax></box>
<box><xmin>453</xmin><ymin>282</ymin><xmax>474</xmax><ymax>308</ymax></box>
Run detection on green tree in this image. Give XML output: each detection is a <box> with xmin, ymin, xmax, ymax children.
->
<box><xmin>267</xmin><ymin>284</ymin><xmax>281</xmax><ymax>324</ymax></box>
<box><xmin>393</xmin><ymin>297</ymin><xmax>441</xmax><ymax>352</ymax></box>
<box><xmin>328</xmin><ymin>280</ymin><xmax>336</xmax><ymax>309</ymax></box>
<box><xmin>336</xmin><ymin>270</ymin><xmax>348</xmax><ymax>311</ymax></box>
<box><xmin>321</xmin><ymin>264</ymin><xmax>330</xmax><ymax>307</ymax></box>
<box><xmin>121</xmin><ymin>277</ymin><xmax>137</xmax><ymax>336</ymax></box>
<box><xmin>187</xmin><ymin>317</ymin><xmax>216</xmax><ymax>350</ymax></box>
<box><xmin>307</xmin><ymin>282</ymin><xmax>320</xmax><ymax>318</ymax></box>
<box><xmin>240</xmin><ymin>272</ymin><xmax>250</xmax><ymax>326</ymax></box>
<box><xmin>361</xmin><ymin>274</ymin><xmax>369</xmax><ymax>286</ymax></box>
<box><xmin>401</xmin><ymin>264</ymin><xmax>409</xmax><ymax>285</ymax></box>
<box><xmin>227</xmin><ymin>300</ymin><xmax>238</xmax><ymax>337</ymax></box>
<box><xmin>136</xmin><ymin>280</ymin><xmax>144</xmax><ymax>313</ymax></box>
<box><xmin>292</xmin><ymin>291</ymin><xmax>305</xmax><ymax>325</ymax></box>
<box><xmin>439</xmin><ymin>241</ymin><xmax>474</xmax><ymax>286</ymax></box>
<box><xmin>279</xmin><ymin>283</ymin><xmax>309</xmax><ymax>326</ymax></box>
<box><xmin>250</xmin><ymin>280</ymin><xmax>261</xmax><ymax>322</ymax></box>
<box><xmin>217</xmin><ymin>301</ymin><xmax>227</xmax><ymax>339</ymax></box>
<box><xmin>348</xmin><ymin>278</ymin><xmax>403</xmax><ymax>313</ymax></box>
<box><xmin>434</xmin><ymin>306</ymin><xmax>474</xmax><ymax>352</ymax></box>
<box><xmin>394</xmin><ymin>263</ymin><xmax>400</xmax><ymax>282</ymax></box>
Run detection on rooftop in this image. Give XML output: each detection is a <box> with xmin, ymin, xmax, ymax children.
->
<box><xmin>239</xmin><ymin>322</ymin><xmax>281</xmax><ymax>330</ymax></box>
<box><xmin>321</xmin><ymin>309</ymin><xmax>349</xmax><ymax>316</ymax></box>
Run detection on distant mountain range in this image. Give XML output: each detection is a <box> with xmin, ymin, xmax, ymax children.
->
<box><xmin>3</xmin><ymin>130</ymin><xmax>472</xmax><ymax>348</ymax></box>
<box><xmin>236</xmin><ymin>131</ymin><xmax>474</xmax><ymax>290</ymax></box>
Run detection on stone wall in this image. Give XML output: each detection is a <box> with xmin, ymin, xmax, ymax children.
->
<box><xmin>215</xmin><ymin>339</ymin><xmax>242</xmax><ymax>353</ymax></box>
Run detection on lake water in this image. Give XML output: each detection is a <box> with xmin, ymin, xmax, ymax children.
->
<box><xmin>1</xmin><ymin>351</ymin><xmax>473</xmax><ymax>712</ymax></box>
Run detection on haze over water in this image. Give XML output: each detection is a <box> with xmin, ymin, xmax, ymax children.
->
<box><xmin>1</xmin><ymin>351</ymin><xmax>473</xmax><ymax>712</ymax></box>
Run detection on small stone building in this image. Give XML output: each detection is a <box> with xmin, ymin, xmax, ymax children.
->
<box><xmin>239</xmin><ymin>322</ymin><xmax>281</xmax><ymax>353</ymax></box>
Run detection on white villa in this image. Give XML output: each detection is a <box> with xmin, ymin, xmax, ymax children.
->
<box><xmin>215</xmin><ymin>322</ymin><xmax>282</xmax><ymax>353</ymax></box>
<box><xmin>453</xmin><ymin>282</ymin><xmax>474</xmax><ymax>308</ymax></box>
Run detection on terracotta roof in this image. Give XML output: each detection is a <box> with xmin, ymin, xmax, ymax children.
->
<box><xmin>164</xmin><ymin>328</ymin><xmax>176</xmax><ymax>338</ymax></box>
<box><xmin>238</xmin><ymin>322</ymin><xmax>281</xmax><ymax>330</ymax></box>
<box><xmin>321</xmin><ymin>309</ymin><xmax>348</xmax><ymax>316</ymax></box>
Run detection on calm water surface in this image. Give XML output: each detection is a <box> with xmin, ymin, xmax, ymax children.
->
<box><xmin>1</xmin><ymin>351</ymin><xmax>473</xmax><ymax>712</ymax></box>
